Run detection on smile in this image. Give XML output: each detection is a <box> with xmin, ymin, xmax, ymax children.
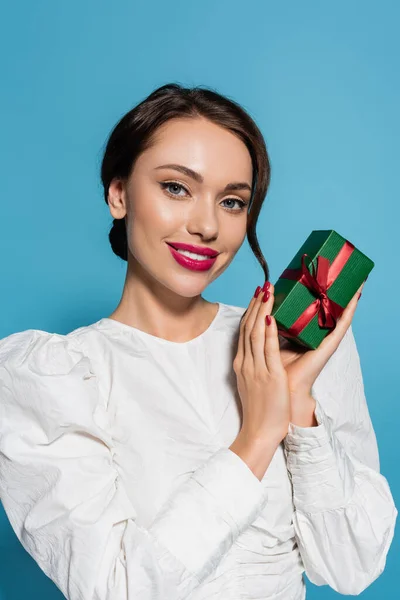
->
<box><xmin>166</xmin><ymin>243</ymin><xmax>218</xmax><ymax>272</ymax></box>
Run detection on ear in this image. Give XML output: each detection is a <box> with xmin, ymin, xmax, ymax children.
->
<box><xmin>107</xmin><ymin>178</ymin><xmax>127</xmax><ymax>220</ymax></box>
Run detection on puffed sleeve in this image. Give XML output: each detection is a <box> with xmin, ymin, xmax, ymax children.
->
<box><xmin>0</xmin><ymin>330</ymin><xmax>269</xmax><ymax>600</ymax></box>
<box><xmin>283</xmin><ymin>324</ymin><xmax>398</xmax><ymax>595</ymax></box>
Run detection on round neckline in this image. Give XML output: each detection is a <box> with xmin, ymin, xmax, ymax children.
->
<box><xmin>97</xmin><ymin>302</ymin><xmax>224</xmax><ymax>346</ymax></box>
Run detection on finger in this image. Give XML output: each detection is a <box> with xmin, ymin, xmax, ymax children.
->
<box><xmin>263</xmin><ymin>289</ymin><xmax>285</xmax><ymax>373</ymax></box>
<box><xmin>239</xmin><ymin>292</ymin><xmax>257</xmax><ymax>329</ymax></box>
<box><xmin>244</xmin><ymin>285</ymin><xmax>268</xmax><ymax>363</ymax></box>
<box><xmin>235</xmin><ymin>290</ymin><xmax>260</xmax><ymax>368</ymax></box>
<box><xmin>251</xmin><ymin>284</ymin><xmax>276</xmax><ymax>372</ymax></box>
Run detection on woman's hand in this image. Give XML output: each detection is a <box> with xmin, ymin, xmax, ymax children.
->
<box><xmin>278</xmin><ymin>281</ymin><xmax>366</xmax><ymax>422</ymax></box>
<box><xmin>233</xmin><ymin>282</ymin><xmax>291</xmax><ymax>446</ymax></box>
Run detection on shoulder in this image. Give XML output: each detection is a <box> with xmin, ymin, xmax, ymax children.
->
<box><xmin>222</xmin><ymin>303</ymin><xmax>247</xmax><ymax>317</ymax></box>
<box><xmin>216</xmin><ymin>303</ymin><xmax>247</xmax><ymax>336</ymax></box>
<box><xmin>0</xmin><ymin>325</ymin><xmax>113</xmax><ymax>451</ymax></box>
<box><xmin>0</xmin><ymin>324</ymin><xmax>96</xmax><ymax>373</ymax></box>
<box><xmin>0</xmin><ymin>326</ymin><xmax>100</xmax><ymax>413</ymax></box>
<box><xmin>219</xmin><ymin>302</ymin><xmax>246</xmax><ymax>324</ymax></box>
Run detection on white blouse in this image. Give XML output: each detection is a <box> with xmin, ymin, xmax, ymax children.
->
<box><xmin>0</xmin><ymin>301</ymin><xmax>397</xmax><ymax>600</ymax></box>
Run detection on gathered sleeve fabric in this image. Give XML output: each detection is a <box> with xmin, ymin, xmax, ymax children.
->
<box><xmin>0</xmin><ymin>330</ymin><xmax>269</xmax><ymax>600</ymax></box>
<box><xmin>283</xmin><ymin>325</ymin><xmax>398</xmax><ymax>595</ymax></box>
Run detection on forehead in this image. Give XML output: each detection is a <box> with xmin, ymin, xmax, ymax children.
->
<box><xmin>138</xmin><ymin>117</ymin><xmax>253</xmax><ymax>180</ymax></box>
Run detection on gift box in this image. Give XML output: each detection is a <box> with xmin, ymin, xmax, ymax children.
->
<box><xmin>270</xmin><ymin>230</ymin><xmax>375</xmax><ymax>350</ymax></box>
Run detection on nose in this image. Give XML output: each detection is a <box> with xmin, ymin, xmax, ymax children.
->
<box><xmin>186</xmin><ymin>197</ymin><xmax>219</xmax><ymax>240</ymax></box>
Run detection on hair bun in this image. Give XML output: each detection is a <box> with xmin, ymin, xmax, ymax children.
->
<box><xmin>109</xmin><ymin>218</ymin><xmax>127</xmax><ymax>261</ymax></box>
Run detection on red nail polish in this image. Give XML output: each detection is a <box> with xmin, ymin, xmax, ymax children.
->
<box><xmin>266</xmin><ymin>315</ymin><xmax>272</xmax><ymax>326</ymax></box>
<box><xmin>357</xmin><ymin>292</ymin><xmax>362</xmax><ymax>301</ymax></box>
<box><xmin>262</xmin><ymin>291</ymin><xmax>270</xmax><ymax>303</ymax></box>
<box><xmin>254</xmin><ymin>286</ymin><xmax>261</xmax><ymax>298</ymax></box>
<box><xmin>262</xmin><ymin>281</ymin><xmax>270</xmax><ymax>292</ymax></box>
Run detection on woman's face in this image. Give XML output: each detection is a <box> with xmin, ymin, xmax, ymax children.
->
<box><xmin>108</xmin><ymin>116</ymin><xmax>253</xmax><ymax>297</ymax></box>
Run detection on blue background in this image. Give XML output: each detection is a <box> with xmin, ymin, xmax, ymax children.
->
<box><xmin>0</xmin><ymin>1</ymin><xmax>398</xmax><ymax>598</ymax></box>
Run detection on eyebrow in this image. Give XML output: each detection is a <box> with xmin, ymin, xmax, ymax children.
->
<box><xmin>154</xmin><ymin>163</ymin><xmax>252</xmax><ymax>193</ymax></box>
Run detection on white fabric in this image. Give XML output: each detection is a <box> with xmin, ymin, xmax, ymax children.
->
<box><xmin>0</xmin><ymin>301</ymin><xmax>397</xmax><ymax>600</ymax></box>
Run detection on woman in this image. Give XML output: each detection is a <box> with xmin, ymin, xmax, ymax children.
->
<box><xmin>0</xmin><ymin>83</ymin><xmax>397</xmax><ymax>600</ymax></box>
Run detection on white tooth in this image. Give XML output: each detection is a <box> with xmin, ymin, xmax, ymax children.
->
<box><xmin>176</xmin><ymin>249</ymin><xmax>210</xmax><ymax>261</ymax></box>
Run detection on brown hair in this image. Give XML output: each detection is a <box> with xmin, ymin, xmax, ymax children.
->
<box><xmin>100</xmin><ymin>83</ymin><xmax>271</xmax><ymax>282</ymax></box>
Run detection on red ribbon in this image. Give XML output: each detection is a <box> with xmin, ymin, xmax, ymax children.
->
<box><xmin>278</xmin><ymin>240</ymin><xmax>355</xmax><ymax>338</ymax></box>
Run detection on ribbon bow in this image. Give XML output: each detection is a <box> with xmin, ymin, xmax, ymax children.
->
<box><xmin>298</xmin><ymin>253</ymin><xmax>343</xmax><ymax>328</ymax></box>
<box><xmin>278</xmin><ymin>241</ymin><xmax>355</xmax><ymax>338</ymax></box>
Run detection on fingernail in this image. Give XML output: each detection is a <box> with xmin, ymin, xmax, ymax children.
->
<box><xmin>357</xmin><ymin>292</ymin><xmax>362</xmax><ymax>301</ymax></box>
<box><xmin>266</xmin><ymin>315</ymin><xmax>272</xmax><ymax>326</ymax></box>
<box><xmin>254</xmin><ymin>286</ymin><xmax>261</xmax><ymax>298</ymax></box>
<box><xmin>262</xmin><ymin>281</ymin><xmax>270</xmax><ymax>292</ymax></box>
<box><xmin>262</xmin><ymin>290</ymin><xmax>271</xmax><ymax>303</ymax></box>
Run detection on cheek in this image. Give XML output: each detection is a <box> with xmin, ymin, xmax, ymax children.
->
<box><xmin>220</xmin><ymin>219</ymin><xmax>247</xmax><ymax>249</ymax></box>
<box><xmin>133</xmin><ymin>190</ymin><xmax>181</xmax><ymax>229</ymax></box>
<box><xmin>126</xmin><ymin>197</ymin><xmax>181</xmax><ymax>253</ymax></box>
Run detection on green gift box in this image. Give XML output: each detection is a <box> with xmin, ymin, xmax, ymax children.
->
<box><xmin>270</xmin><ymin>230</ymin><xmax>375</xmax><ymax>350</ymax></box>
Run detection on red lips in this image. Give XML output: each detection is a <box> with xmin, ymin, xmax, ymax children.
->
<box><xmin>167</xmin><ymin>242</ymin><xmax>219</xmax><ymax>257</ymax></box>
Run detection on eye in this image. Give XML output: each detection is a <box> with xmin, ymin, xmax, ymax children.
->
<box><xmin>160</xmin><ymin>181</ymin><xmax>189</xmax><ymax>197</ymax></box>
<box><xmin>160</xmin><ymin>181</ymin><xmax>248</xmax><ymax>213</ymax></box>
<box><xmin>221</xmin><ymin>198</ymin><xmax>248</xmax><ymax>212</ymax></box>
